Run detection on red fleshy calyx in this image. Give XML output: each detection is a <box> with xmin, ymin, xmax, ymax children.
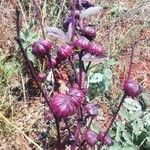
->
<box><xmin>123</xmin><ymin>80</ymin><xmax>142</xmax><ymax>98</ymax></box>
<box><xmin>46</xmin><ymin>57</ymin><xmax>57</xmax><ymax>68</ymax></box>
<box><xmin>32</xmin><ymin>39</ymin><xmax>52</xmax><ymax>57</ymax></box>
<box><xmin>98</xmin><ymin>132</ymin><xmax>112</xmax><ymax>146</ymax></box>
<box><xmin>68</xmin><ymin>87</ymin><xmax>84</xmax><ymax>107</ymax></box>
<box><xmin>57</xmin><ymin>44</ymin><xmax>74</xmax><ymax>60</ymax></box>
<box><xmin>85</xmin><ymin>103</ymin><xmax>99</xmax><ymax>117</ymax></box>
<box><xmin>88</xmin><ymin>42</ymin><xmax>106</xmax><ymax>57</ymax></box>
<box><xmin>50</xmin><ymin>93</ymin><xmax>76</xmax><ymax>119</ymax></box>
<box><xmin>72</xmin><ymin>36</ymin><xmax>90</xmax><ymax>50</ymax></box>
<box><xmin>84</xmin><ymin>129</ymin><xmax>98</xmax><ymax>146</ymax></box>
<box><xmin>80</xmin><ymin>26</ymin><xmax>96</xmax><ymax>41</ymax></box>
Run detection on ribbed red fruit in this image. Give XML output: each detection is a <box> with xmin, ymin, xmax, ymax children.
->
<box><xmin>32</xmin><ymin>39</ymin><xmax>52</xmax><ymax>57</ymax></box>
<box><xmin>84</xmin><ymin>129</ymin><xmax>98</xmax><ymax>146</ymax></box>
<box><xmin>46</xmin><ymin>57</ymin><xmax>57</xmax><ymax>68</ymax></box>
<box><xmin>68</xmin><ymin>87</ymin><xmax>84</xmax><ymax>107</ymax></box>
<box><xmin>80</xmin><ymin>26</ymin><xmax>96</xmax><ymax>41</ymax></box>
<box><xmin>88</xmin><ymin>42</ymin><xmax>106</xmax><ymax>56</ymax></box>
<box><xmin>85</xmin><ymin>103</ymin><xmax>98</xmax><ymax>117</ymax></box>
<box><xmin>72</xmin><ymin>36</ymin><xmax>90</xmax><ymax>50</ymax></box>
<box><xmin>57</xmin><ymin>44</ymin><xmax>74</xmax><ymax>60</ymax></box>
<box><xmin>98</xmin><ymin>132</ymin><xmax>112</xmax><ymax>146</ymax></box>
<box><xmin>50</xmin><ymin>93</ymin><xmax>76</xmax><ymax>119</ymax></box>
<box><xmin>123</xmin><ymin>80</ymin><xmax>142</xmax><ymax>98</ymax></box>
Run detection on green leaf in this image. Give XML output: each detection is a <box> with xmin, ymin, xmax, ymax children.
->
<box><xmin>104</xmin><ymin>68</ymin><xmax>112</xmax><ymax>80</ymax></box>
<box><xmin>26</xmin><ymin>48</ymin><xmax>35</xmax><ymax>63</ymax></box>
<box><xmin>109</xmin><ymin>141</ymin><xmax>122</xmax><ymax>150</ymax></box>
<box><xmin>89</xmin><ymin>73</ymin><xmax>103</xmax><ymax>83</ymax></box>
<box><xmin>141</xmin><ymin>92</ymin><xmax>150</xmax><ymax>107</ymax></box>
<box><xmin>122</xmin><ymin>130</ymin><xmax>134</xmax><ymax>145</ymax></box>
<box><xmin>91</xmin><ymin>120</ymin><xmax>100</xmax><ymax>133</ymax></box>
<box><xmin>122</xmin><ymin>145</ymin><xmax>138</xmax><ymax>150</ymax></box>
<box><xmin>119</xmin><ymin>108</ymin><xmax>130</xmax><ymax>121</ymax></box>
<box><xmin>123</xmin><ymin>98</ymin><xmax>142</xmax><ymax>112</ymax></box>
<box><xmin>115</xmin><ymin>125</ymin><xmax>122</xmax><ymax>142</ymax></box>
<box><xmin>105</xmin><ymin>58</ymin><xmax>118</xmax><ymax>67</ymax></box>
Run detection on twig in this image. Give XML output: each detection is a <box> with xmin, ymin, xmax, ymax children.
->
<box><xmin>54</xmin><ymin>0</ymin><xmax>66</xmax><ymax>26</ymax></box>
<box><xmin>32</xmin><ymin>0</ymin><xmax>45</xmax><ymax>38</ymax></box>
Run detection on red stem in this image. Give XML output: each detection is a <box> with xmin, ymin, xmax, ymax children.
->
<box><xmin>71</xmin><ymin>0</ymin><xmax>77</xmax><ymax>41</ymax></box>
<box><xmin>102</xmin><ymin>94</ymin><xmax>127</xmax><ymax>144</ymax></box>
<box><xmin>15</xmin><ymin>8</ymin><xmax>50</xmax><ymax>108</ymax></box>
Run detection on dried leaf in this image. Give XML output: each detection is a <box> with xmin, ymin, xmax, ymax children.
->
<box><xmin>80</xmin><ymin>6</ymin><xmax>102</xmax><ymax>18</ymax></box>
<box><xmin>46</xmin><ymin>27</ymin><xmax>68</xmax><ymax>41</ymax></box>
<box><xmin>66</xmin><ymin>22</ymin><xmax>73</xmax><ymax>42</ymax></box>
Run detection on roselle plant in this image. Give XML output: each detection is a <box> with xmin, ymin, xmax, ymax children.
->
<box><xmin>12</xmin><ymin>0</ymin><xmax>144</xmax><ymax>149</ymax></box>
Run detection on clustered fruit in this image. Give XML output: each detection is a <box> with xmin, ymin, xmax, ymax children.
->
<box><xmin>30</xmin><ymin>0</ymin><xmax>142</xmax><ymax>149</ymax></box>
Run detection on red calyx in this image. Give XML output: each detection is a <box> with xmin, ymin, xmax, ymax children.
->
<box><xmin>123</xmin><ymin>80</ymin><xmax>142</xmax><ymax>98</ymax></box>
<box><xmin>46</xmin><ymin>57</ymin><xmax>57</xmax><ymax>68</ymax></box>
<box><xmin>84</xmin><ymin>129</ymin><xmax>98</xmax><ymax>146</ymax></box>
<box><xmin>68</xmin><ymin>87</ymin><xmax>84</xmax><ymax>108</ymax></box>
<box><xmin>98</xmin><ymin>132</ymin><xmax>112</xmax><ymax>146</ymax></box>
<box><xmin>80</xmin><ymin>26</ymin><xmax>96</xmax><ymax>41</ymax></box>
<box><xmin>57</xmin><ymin>44</ymin><xmax>74</xmax><ymax>60</ymax></box>
<box><xmin>85</xmin><ymin>103</ymin><xmax>99</xmax><ymax>117</ymax></box>
<box><xmin>88</xmin><ymin>42</ymin><xmax>106</xmax><ymax>57</ymax></box>
<box><xmin>50</xmin><ymin>93</ymin><xmax>76</xmax><ymax>119</ymax></box>
<box><xmin>32</xmin><ymin>39</ymin><xmax>53</xmax><ymax>57</ymax></box>
<box><xmin>72</xmin><ymin>36</ymin><xmax>90</xmax><ymax>50</ymax></box>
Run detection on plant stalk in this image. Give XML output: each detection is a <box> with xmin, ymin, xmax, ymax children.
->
<box><xmin>71</xmin><ymin>0</ymin><xmax>77</xmax><ymax>41</ymax></box>
<box><xmin>102</xmin><ymin>93</ymin><xmax>127</xmax><ymax>143</ymax></box>
<box><xmin>15</xmin><ymin>8</ymin><xmax>51</xmax><ymax>108</ymax></box>
<box><xmin>55</xmin><ymin>117</ymin><xmax>61</xmax><ymax>150</ymax></box>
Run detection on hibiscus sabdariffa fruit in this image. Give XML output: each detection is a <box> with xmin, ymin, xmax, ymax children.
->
<box><xmin>123</xmin><ymin>80</ymin><xmax>142</xmax><ymax>98</ymax></box>
<box><xmin>32</xmin><ymin>39</ymin><xmax>53</xmax><ymax>57</ymax></box>
<box><xmin>50</xmin><ymin>93</ymin><xmax>76</xmax><ymax>119</ymax></box>
<box><xmin>84</xmin><ymin>129</ymin><xmax>98</xmax><ymax>146</ymax></box>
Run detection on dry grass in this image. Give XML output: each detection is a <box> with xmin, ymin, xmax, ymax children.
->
<box><xmin>0</xmin><ymin>0</ymin><xmax>150</xmax><ymax>149</ymax></box>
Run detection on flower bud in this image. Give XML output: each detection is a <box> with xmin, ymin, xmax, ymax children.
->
<box><xmin>80</xmin><ymin>26</ymin><xmax>96</xmax><ymax>41</ymax></box>
<box><xmin>72</xmin><ymin>36</ymin><xmax>90</xmax><ymax>50</ymax></box>
<box><xmin>37</xmin><ymin>72</ymin><xmax>46</xmax><ymax>82</ymax></box>
<box><xmin>46</xmin><ymin>57</ymin><xmax>57</xmax><ymax>68</ymax></box>
<box><xmin>57</xmin><ymin>44</ymin><xmax>74</xmax><ymax>60</ymax></box>
<box><xmin>85</xmin><ymin>103</ymin><xmax>99</xmax><ymax>117</ymax></box>
<box><xmin>50</xmin><ymin>93</ymin><xmax>76</xmax><ymax>119</ymax></box>
<box><xmin>123</xmin><ymin>80</ymin><xmax>142</xmax><ymax>98</ymax></box>
<box><xmin>63</xmin><ymin>17</ymin><xmax>73</xmax><ymax>31</ymax></box>
<box><xmin>98</xmin><ymin>132</ymin><xmax>112</xmax><ymax>146</ymax></box>
<box><xmin>32</xmin><ymin>39</ymin><xmax>52</xmax><ymax>57</ymax></box>
<box><xmin>88</xmin><ymin>43</ymin><xmax>106</xmax><ymax>56</ymax></box>
<box><xmin>84</xmin><ymin>129</ymin><xmax>98</xmax><ymax>146</ymax></box>
<box><xmin>68</xmin><ymin>87</ymin><xmax>84</xmax><ymax>107</ymax></box>
<box><xmin>44</xmin><ymin>111</ymin><xmax>53</xmax><ymax>122</ymax></box>
<box><xmin>81</xmin><ymin>0</ymin><xmax>93</xmax><ymax>9</ymax></box>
